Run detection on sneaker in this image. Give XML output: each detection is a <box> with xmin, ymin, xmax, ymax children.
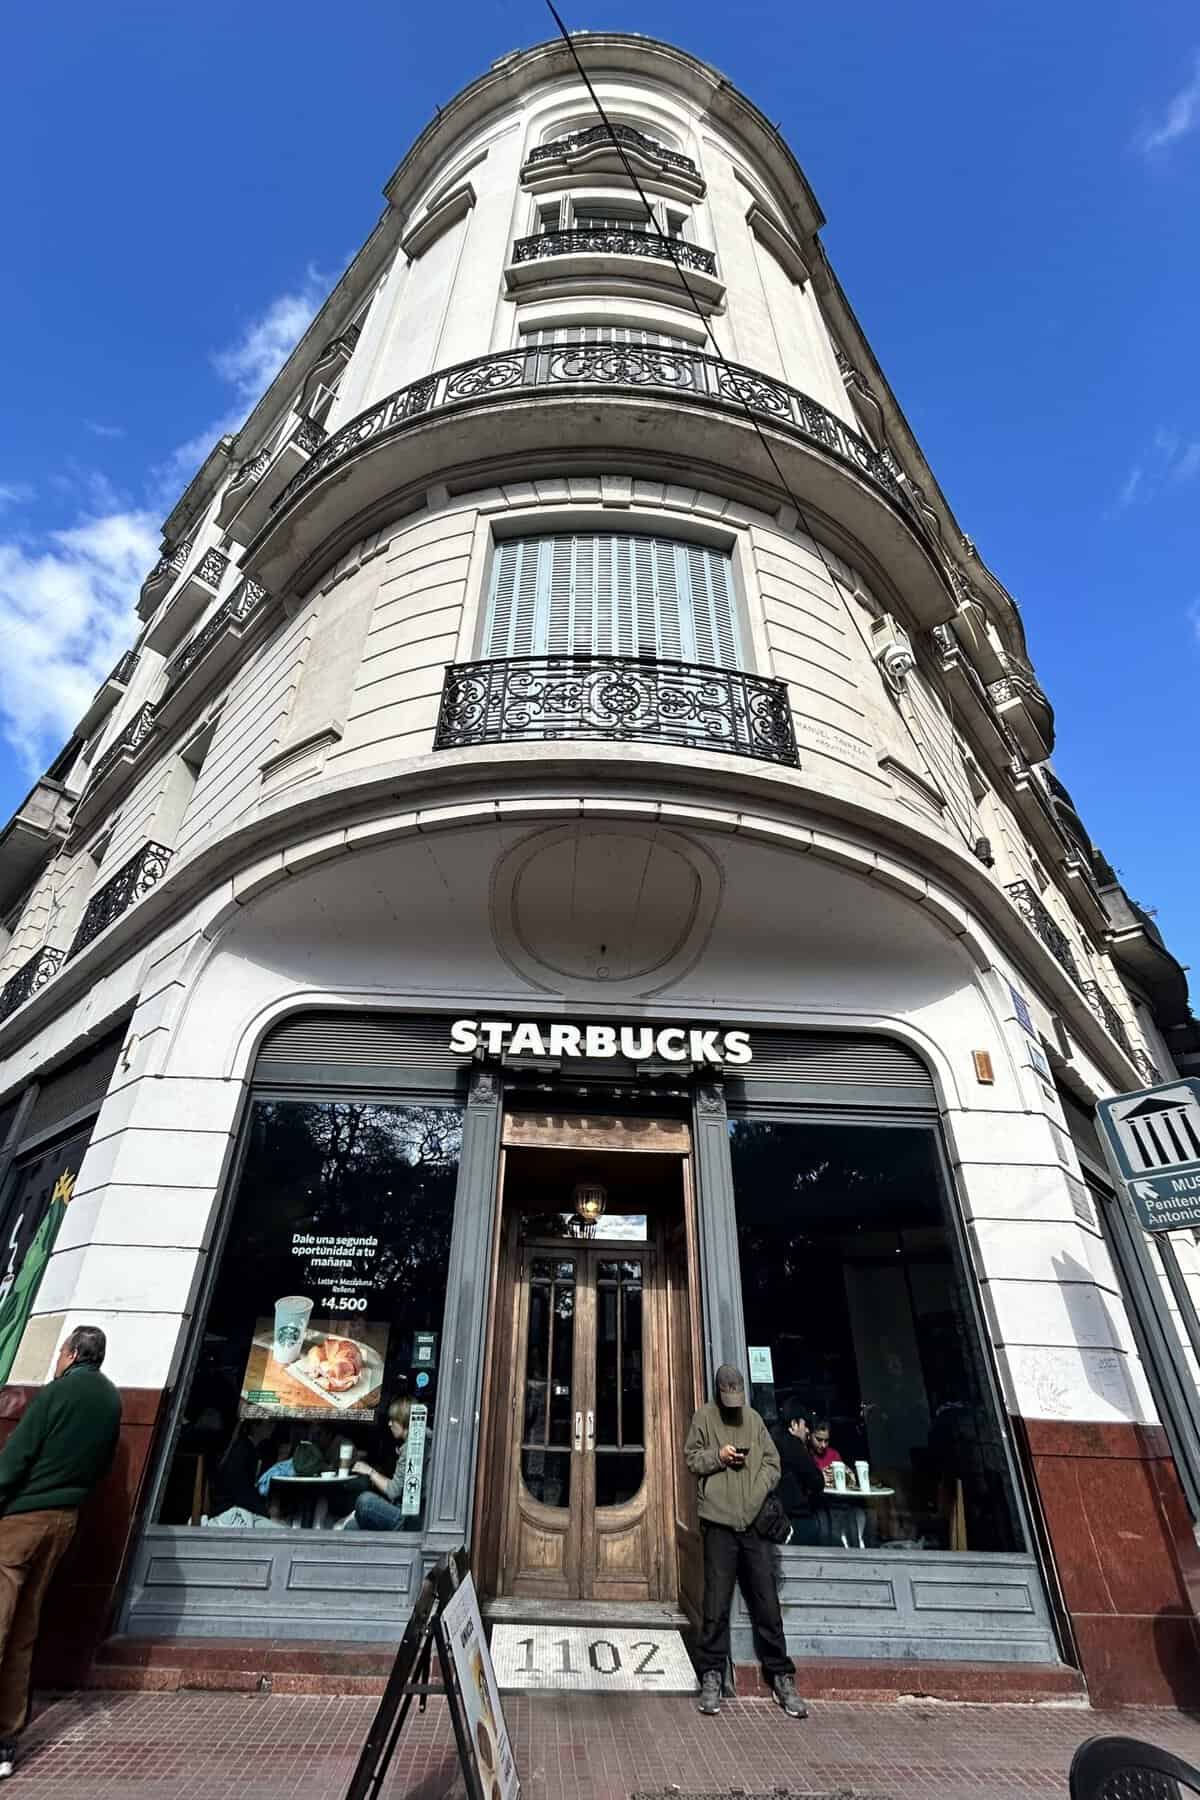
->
<box><xmin>0</xmin><ymin>1740</ymin><xmax>15</xmax><ymax>1778</ymax></box>
<box><xmin>772</xmin><ymin>1673</ymin><xmax>808</xmax><ymax>1719</ymax></box>
<box><xmin>696</xmin><ymin>1669</ymin><xmax>722</xmax><ymax>1715</ymax></box>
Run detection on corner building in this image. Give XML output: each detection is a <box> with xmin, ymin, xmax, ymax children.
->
<box><xmin>2</xmin><ymin>34</ymin><xmax>1199</xmax><ymax>1707</ymax></box>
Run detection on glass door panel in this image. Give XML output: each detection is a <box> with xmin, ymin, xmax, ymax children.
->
<box><xmin>593</xmin><ymin>1258</ymin><xmax>646</xmax><ymax>1509</ymax></box>
<box><xmin>520</xmin><ymin>1256</ymin><xmax>576</xmax><ymax>1507</ymax></box>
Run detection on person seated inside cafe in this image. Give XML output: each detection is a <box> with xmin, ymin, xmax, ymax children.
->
<box><xmin>773</xmin><ymin>1409</ymin><xmax>826</xmax><ymax>1546</ymax></box>
<box><xmin>810</xmin><ymin>1418</ymin><xmax>870</xmax><ymax>1547</ymax></box>
<box><xmin>344</xmin><ymin>1396</ymin><xmax>415</xmax><ymax>1531</ymax></box>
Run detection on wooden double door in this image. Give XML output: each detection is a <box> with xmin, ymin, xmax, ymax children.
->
<box><xmin>502</xmin><ymin>1241</ymin><xmax>665</xmax><ymax>1602</ymax></box>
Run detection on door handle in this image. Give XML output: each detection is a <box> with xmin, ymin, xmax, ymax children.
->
<box><xmin>574</xmin><ymin>1410</ymin><xmax>583</xmax><ymax>1452</ymax></box>
<box><xmin>585</xmin><ymin>1409</ymin><xmax>595</xmax><ymax>1452</ymax></box>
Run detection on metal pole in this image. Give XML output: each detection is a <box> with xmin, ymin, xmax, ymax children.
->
<box><xmin>1155</xmin><ymin>1231</ymin><xmax>1200</xmax><ymax>1373</ymax></box>
<box><xmin>1096</xmin><ymin>1184</ymin><xmax>1200</xmax><ymax>1522</ymax></box>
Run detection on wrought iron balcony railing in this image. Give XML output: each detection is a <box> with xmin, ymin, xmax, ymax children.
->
<box><xmin>433</xmin><ymin>653</ymin><xmax>798</xmax><ymax>767</ymax></box>
<box><xmin>0</xmin><ymin>947</ymin><xmax>64</xmax><ymax>1025</ymax></box>
<box><xmin>1134</xmin><ymin>1051</ymin><xmax>1161</xmax><ymax>1086</ymax></box>
<box><xmin>272</xmin><ymin>340</ymin><xmax>912</xmax><ymax>527</ymax></box>
<box><xmin>1082</xmin><ymin>981</ymin><xmax>1134</xmax><ymax>1059</ymax></box>
<box><xmin>85</xmin><ymin>701</ymin><xmax>158</xmax><ymax>794</ymax></box>
<box><xmin>1005</xmin><ymin>880</ymin><xmax>1080</xmax><ymax>984</ymax></box>
<box><xmin>527</xmin><ymin>123</ymin><xmax>698</xmax><ymax>176</ymax></box>
<box><xmin>166</xmin><ymin>577</ymin><xmax>269</xmax><ymax>689</ymax></box>
<box><xmin>68</xmin><ymin>842</ymin><xmax>173</xmax><ymax>960</ymax></box>
<box><xmin>513</xmin><ymin>228</ymin><xmax>717</xmax><ymax>275</ymax></box>
<box><xmin>139</xmin><ymin>532</ymin><xmax>194</xmax><ymax>610</ymax></box>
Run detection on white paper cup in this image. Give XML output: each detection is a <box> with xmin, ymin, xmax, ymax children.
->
<box><xmin>273</xmin><ymin>1295</ymin><xmax>313</xmax><ymax>1365</ymax></box>
<box><xmin>831</xmin><ymin>1459</ymin><xmax>848</xmax><ymax>1491</ymax></box>
<box><xmin>855</xmin><ymin>1461</ymin><xmax>870</xmax><ymax>1493</ymax></box>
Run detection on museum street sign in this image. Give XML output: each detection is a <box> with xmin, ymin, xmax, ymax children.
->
<box><xmin>1096</xmin><ymin>1078</ymin><xmax>1200</xmax><ymax>1232</ymax></box>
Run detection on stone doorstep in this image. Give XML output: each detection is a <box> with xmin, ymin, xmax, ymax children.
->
<box><xmin>85</xmin><ymin>1638</ymin><xmax>1088</xmax><ymax>1703</ymax></box>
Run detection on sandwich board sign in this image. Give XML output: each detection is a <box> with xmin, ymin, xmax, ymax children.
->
<box><xmin>1096</xmin><ymin>1078</ymin><xmax>1200</xmax><ymax>1232</ymax></box>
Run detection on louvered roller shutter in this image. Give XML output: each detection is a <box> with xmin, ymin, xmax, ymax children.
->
<box><xmin>484</xmin><ymin>534</ymin><xmax>740</xmax><ymax>669</ymax></box>
<box><xmin>252</xmin><ymin>1012</ymin><xmax>935</xmax><ymax>1110</ymax></box>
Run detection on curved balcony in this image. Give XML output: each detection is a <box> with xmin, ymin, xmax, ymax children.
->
<box><xmin>246</xmin><ymin>341</ymin><xmax>948</xmax><ymax>621</ymax></box>
<box><xmin>433</xmin><ymin>652</ymin><xmax>798</xmax><ymax>768</ymax></box>
<box><xmin>526</xmin><ymin>124</ymin><xmax>699</xmax><ymax>178</ymax></box>
<box><xmin>505</xmin><ymin>229</ymin><xmax>724</xmax><ymax>307</ymax></box>
<box><xmin>513</xmin><ymin>228</ymin><xmax>716</xmax><ymax>277</ymax></box>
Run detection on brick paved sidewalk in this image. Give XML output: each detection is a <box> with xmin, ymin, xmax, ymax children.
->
<box><xmin>12</xmin><ymin>1689</ymin><xmax>1200</xmax><ymax>1799</ymax></box>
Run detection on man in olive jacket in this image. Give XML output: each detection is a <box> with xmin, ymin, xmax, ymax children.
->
<box><xmin>684</xmin><ymin>1362</ymin><xmax>806</xmax><ymax>1718</ymax></box>
<box><xmin>0</xmin><ymin>1325</ymin><xmax>121</xmax><ymax>1778</ymax></box>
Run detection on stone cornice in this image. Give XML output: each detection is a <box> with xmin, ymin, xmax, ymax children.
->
<box><xmin>0</xmin><ymin>742</ymin><xmax>1145</xmax><ymax>1092</ymax></box>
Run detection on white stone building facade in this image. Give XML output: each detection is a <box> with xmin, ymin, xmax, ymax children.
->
<box><xmin>1</xmin><ymin>34</ymin><xmax>1198</xmax><ymax>1702</ymax></box>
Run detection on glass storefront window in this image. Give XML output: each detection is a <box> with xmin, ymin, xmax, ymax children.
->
<box><xmin>728</xmin><ymin>1117</ymin><xmax>1023</xmax><ymax>1554</ymax></box>
<box><xmin>160</xmin><ymin>1098</ymin><xmax>463</xmax><ymax>1534</ymax></box>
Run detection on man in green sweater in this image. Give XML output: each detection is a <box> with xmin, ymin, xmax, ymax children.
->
<box><xmin>0</xmin><ymin>1325</ymin><xmax>122</xmax><ymax>1779</ymax></box>
<box><xmin>684</xmin><ymin>1362</ymin><xmax>806</xmax><ymax>1719</ymax></box>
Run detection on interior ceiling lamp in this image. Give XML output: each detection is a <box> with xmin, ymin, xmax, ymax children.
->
<box><xmin>572</xmin><ymin>1181</ymin><xmax>607</xmax><ymax>1228</ymax></box>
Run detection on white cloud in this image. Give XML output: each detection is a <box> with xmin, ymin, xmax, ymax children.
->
<box><xmin>1115</xmin><ymin>427</ymin><xmax>1200</xmax><ymax>509</ymax></box>
<box><xmin>152</xmin><ymin>264</ymin><xmax>330</xmax><ymax>509</ymax></box>
<box><xmin>211</xmin><ymin>265</ymin><xmax>327</xmax><ymax>400</ymax></box>
<box><xmin>1134</xmin><ymin>52</ymin><xmax>1200</xmax><ymax>155</ymax></box>
<box><xmin>0</xmin><ymin>267</ymin><xmax>333</xmax><ymax>775</ymax></box>
<box><xmin>0</xmin><ymin>508</ymin><xmax>159</xmax><ymax>773</ymax></box>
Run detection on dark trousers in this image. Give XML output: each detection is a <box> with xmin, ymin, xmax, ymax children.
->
<box><xmin>696</xmin><ymin>1521</ymin><xmax>794</xmax><ymax>1680</ymax></box>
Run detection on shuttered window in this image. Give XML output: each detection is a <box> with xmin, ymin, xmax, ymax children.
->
<box><xmin>483</xmin><ymin>533</ymin><xmax>741</xmax><ymax>669</ymax></box>
<box><xmin>524</xmin><ymin>325</ymin><xmax>691</xmax><ymax>350</ymax></box>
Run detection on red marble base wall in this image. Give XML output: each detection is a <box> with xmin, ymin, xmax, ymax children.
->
<box><xmin>1018</xmin><ymin>1415</ymin><xmax>1200</xmax><ymax>1708</ymax></box>
<box><xmin>0</xmin><ymin>1384</ymin><xmax>165</xmax><ymax>1687</ymax></box>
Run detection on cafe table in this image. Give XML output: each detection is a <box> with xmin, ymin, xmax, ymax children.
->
<box><xmin>821</xmin><ymin>1485</ymin><xmax>894</xmax><ymax>1549</ymax></box>
<box><xmin>267</xmin><ymin>1472</ymin><xmax>365</xmax><ymax>1530</ymax></box>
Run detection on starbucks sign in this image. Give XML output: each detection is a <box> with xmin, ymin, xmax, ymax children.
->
<box><xmin>448</xmin><ymin>1019</ymin><xmax>751</xmax><ymax>1065</ymax></box>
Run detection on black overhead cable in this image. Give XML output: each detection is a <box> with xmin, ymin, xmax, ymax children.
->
<box><xmin>542</xmin><ymin>0</ymin><xmax>981</xmax><ymax>854</ymax></box>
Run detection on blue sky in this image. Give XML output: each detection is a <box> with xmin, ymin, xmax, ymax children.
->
<box><xmin>1</xmin><ymin>2</ymin><xmax>1197</xmax><ymax>981</ymax></box>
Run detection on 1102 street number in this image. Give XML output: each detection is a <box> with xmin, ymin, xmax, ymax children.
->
<box><xmin>512</xmin><ymin>1637</ymin><xmax>666</xmax><ymax>1677</ymax></box>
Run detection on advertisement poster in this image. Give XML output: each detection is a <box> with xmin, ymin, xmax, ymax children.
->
<box><xmin>440</xmin><ymin>1573</ymin><xmax>519</xmax><ymax>1800</ymax></box>
<box><xmin>238</xmin><ymin>1227</ymin><xmax>392</xmax><ymax>1420</ymax></box>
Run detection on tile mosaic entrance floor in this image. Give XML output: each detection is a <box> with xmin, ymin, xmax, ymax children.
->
<box><xmin>490</xmin><ymin>1623</ymin><xmax>697</xmax><ymax>1693</ymax></box>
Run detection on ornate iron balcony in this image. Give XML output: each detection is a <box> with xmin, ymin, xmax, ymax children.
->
<box><xmin>513</xmin><ymin>228</ymin><xmax>717</xmax><ymax>275</ymax></box>
<box><xmin>68</xmin><ymin>842</ymin><xmax>173</xmax><ymax>960</ymax></box>
<box><xmin>139</xmin><ymin>532</ymin><xmax>194</xmax><ymax>608</ymax></box>
<box><xmin>166</xmin><ymin>576</ymin><xmax>269</xmax><ymax>688</ymax></box>
<box><xmin>1005</xmin><ymin>880</ymin><xmax>1081</xmax><ymax>984</ymax></box>
<box><xmin>272</xmin><ymin>340</ymin><xmax>912</xmax><ymax>527</ymax></box>
<box><xmin>109</xmin><ymin>648</ymin><xmax>139</xmax><ymax>687</ymax></box>
<box><xmin>85</xmin><ymin>701</ymin><xmax>158</xmax><ymax>793</ymax></box>
<box><xmin>0</xmin><ymin>947</ymin><xmax>64</xmax><ymax>1025</ymax></box>
<box><xmin>1134</xmin><ymin>1050</ymin><xmax>1161</xmax><ymax>1086</ymax></box>
<box><xmin>433</xmin><ymin>653</ymin><xmax>798</xmax><ymax>767</ymax></box>
<box><xmin>1082</xmin><ymin>981</ymin><xmax>1134</xmax><ymax>1058</ymax></box>
<box><xmin>527</xmin><ymin>123</ymin><xmax>698</xmax><ymax>176</ymax></box>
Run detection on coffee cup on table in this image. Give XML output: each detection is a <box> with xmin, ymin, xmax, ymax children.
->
<box><xmin>855</xmin><ymin>1460</ymin><xmax>870</xmax><ymax>1493</ymax></box>
<box><xmin>831</xmin><ymin>1460</ymin><xmax>848</xmax><ymax>1491</ymax></box>
<box><xmin>273</xmin><ymin>1295</ymin><xmax>313</xmax><ymax>1366</ymax></box>
<box><xmin>338</xmin><ymin>1442</ymin><xmax>353</xmax><ymax>1477</ymax></box>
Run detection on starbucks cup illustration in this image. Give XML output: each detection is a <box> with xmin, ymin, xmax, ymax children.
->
<box><xmin>830</xmin><ymin>1459</ymin><xmax>848</xmax><ymax>1491</ymax></box>
<box><xmin>855</xmin><ymin>1460</ymin><xmax>871</xmax><ymax>1492</ymax></box>
<box><xmin>273</xmin><ymin>1296</ymin><xmax>313</xmax><ymax>1366</ymax></box>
